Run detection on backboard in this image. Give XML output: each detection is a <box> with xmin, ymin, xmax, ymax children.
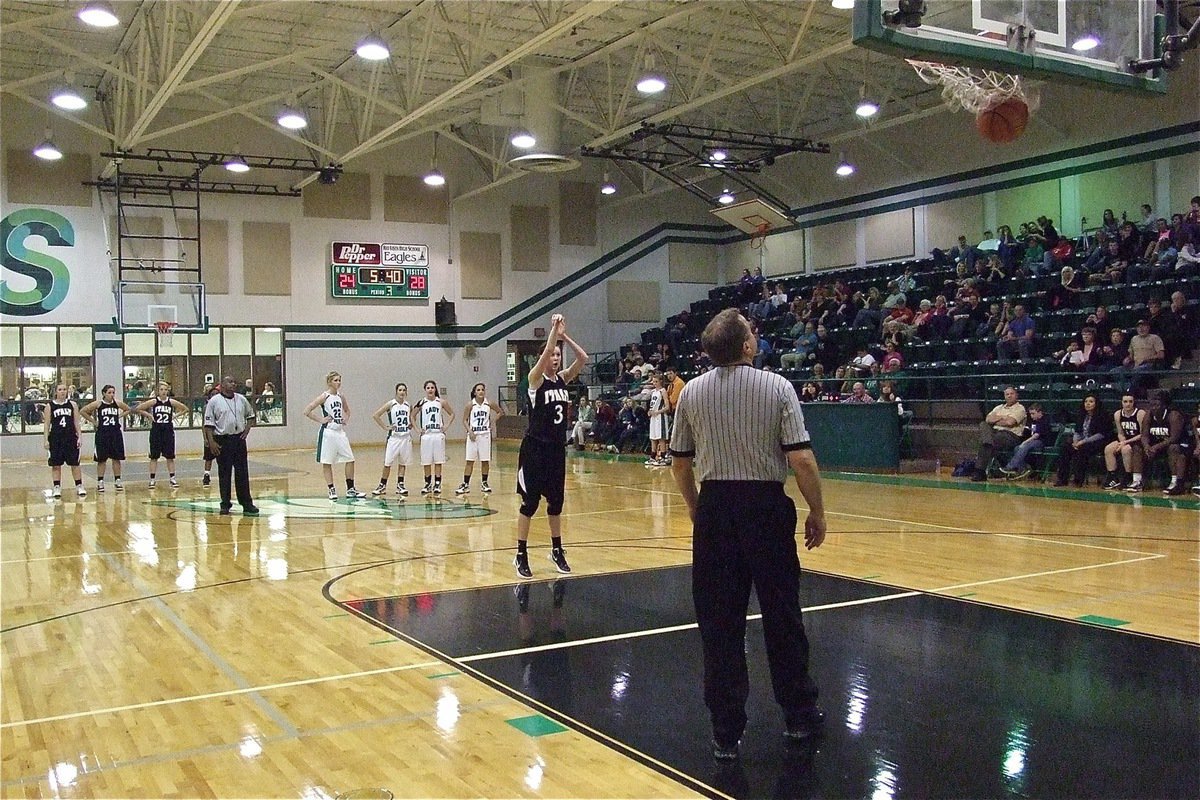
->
<box><xmin>710</xmin><ymin>198</ymin><xmax>795</xmax><ymax>235</ymax></box>
<box><xmin>116</xmin><ymin>280</ymin><xmax>207</xmax><ymax>332</ymax></box>
<box><xmin>854</xmin><ymin>0</ymin><xmax>1162</xmax><ymax>93</ymax></box>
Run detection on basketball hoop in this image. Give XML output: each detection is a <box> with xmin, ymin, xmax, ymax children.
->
<box><xmin>154</xmin><ymin>320</ymin><xmax>178</xmax><ymax>348</ymax></box>
<box><xmin>749</xmin><ymin>222</ymin><xmax>772</xmax><ymax>250</ymax></box>
<box><xmin>906</xmin><ymin>58</ymin><xmax>1039</xmax><ymax>116</ymax></box>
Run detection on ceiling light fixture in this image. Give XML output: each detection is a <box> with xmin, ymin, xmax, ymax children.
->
<box><xmin>709</xmin><ymin>148</ymin><xmax>728</xmax><ymax>162</ymax></box>
<box><xmin>600</xmin><ymin>173</ymin><xmax>617</xmax><ymax>195</ymax></box>
<box><xmin>424</xmin><ymin>133</ymin><xmax>446</xmax><ymax>187</ymax></box>
<box><xmin>835</xmin><ymin>153</ymin><xmax>855</xmax><ymax>177</ymax></box>
<box><xmin>717</xmin><ymin>189</ymin><xmax>735</xmax><ymax>205</ymax></box>
<box><xmin>77</xmin><ymin>1</ymin><xmax>119</xmax><ymax>27</ymax></box>
<box><xmin>356</xmin><ymin>33</ymin><xmax>390</xmax><ymax>60</ymax></box>
<box><xmin>831</xmin><ymin>0</ymin><xmax>856</xmax><ymax>10</ymax></box>
<box><xmin>33</xmin><ymin>130</ymin><xmax>62</xmax><ymax>161</ymax></box>
<box><xmin>636</xmin><ymin>52</ymin><xmax>667</xmax><ymax>95</ymax></box>
<box><xmin>51</xmin><ymin>84</ymin><xmax>87</xmax><ymax>111</ymax></box>
<box><xmin>1071</xmin><ymin>34</ymin><xmax>1100</xmax><ymax>51</ymax></box>
<box><xmin>855</xmin><ymin>86</ymin><xmax>878</xmax><ymax>118</ymax></box>
<box><xmin>510</xmin><ymin>130</ymin><xmax>537</xmax><ymax>149</ymax></box>
<box><xmin>224</xmin><ymin>154</ymin><xmax>250</xmax><ymax>173</ymax></box>
<box><xmin>277</xmin><ymin>106</ymin><xmax>307</xmax><ymax>130</ymax></box>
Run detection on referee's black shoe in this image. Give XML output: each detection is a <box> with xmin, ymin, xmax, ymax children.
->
<box><xmin>711</xmin><ymin>739</ymin><xmax>740</xmax><ymax>761</ymax></box>
<box><xmin>549</xmin><ymin>547</ymin><xmax>572</xmax><ymax>574</ymax></box>
<box><xmin>784</xmin><ymin>707</ymin><xmax>825</xmax><ymax>741</ymax></box>
<box><xmin>514</xmin><ymin>551</ymin><xmax>533</xmax><ymax>579</ymax></box>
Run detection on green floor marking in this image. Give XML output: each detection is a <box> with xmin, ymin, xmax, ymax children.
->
<box><xmin>506</xmin><ymin>714</ymin><xmax>568</xmax><ymax>737</ymax></box>
<box><xmin>369</xmin><ymin>638</ymin><xmax>401</xmax><ymax>645</ymax></box>
<box><xmin>1076</xmin><ymin>614</ymin><xmax>1130</xmax><ymax>627</ymax></box>
<box><xmin>862</xmin><ymin>574</ymin><xmax>882</xmax><ymax>580</ymax></box>
<box><xmin>957</xmin><ymin>592</ymin><xmax>977</xmax><ymax>598</ymax></box>
<box><xmin>324</xmin><ymin>613</ymin><xmax>350</xmax><ymax>619</ymax></box>
<box><xmin>428</xmin><ymin>671</ymin><xmax>461</xmax><ymax>679</ymax></box>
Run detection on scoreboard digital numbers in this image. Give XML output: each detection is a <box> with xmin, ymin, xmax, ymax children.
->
<box><xmin>329</xmin><ymin>241</ymin><xmax>430</xmax><ymax>299</ymax></box>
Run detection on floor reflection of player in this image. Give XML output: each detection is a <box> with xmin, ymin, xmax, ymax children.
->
<box><xmin>515</xmin><ymin>580</ymin><xmax>573</xmax><ymax>713</ymax></box>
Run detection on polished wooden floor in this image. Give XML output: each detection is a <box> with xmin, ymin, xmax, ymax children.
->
<box><xmin>1</xmin><ymin>441</ymin><xmax>1196</xmax><ymax>798</ymax></box>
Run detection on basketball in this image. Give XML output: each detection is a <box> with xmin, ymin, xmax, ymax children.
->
<box><xmin>976</xmin><ymin>97</ymin><xmax>1029</xmax><ymax>143</ymax></box>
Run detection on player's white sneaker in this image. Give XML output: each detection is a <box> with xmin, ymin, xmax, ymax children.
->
<box><xmin>52</xmin><ymin>485</ymin><xmax>62</xmax><ymax>498</ymax></box>
<box><xmin>371</xmin><ymin>483</ymin><xmax>386</xmax><ymax>496</ymax></box>
<box><xmin>114</xmin><ymin>479</ymin><xmax>124</xmax><ymax>492</ymax></box>
<box><xmin>169</xmin><ymin>477</ymin><xmax>178</xmax><ymax>488</ymax></box>
<box><xmin>455</xmin><ymin>483</ymin><xmax>470</xmax><ymax>495</ymax></box>
<box><xmin>433</xmin><ymin>482</ymin><xmax>442</xmax><ymax>495</ymax></box>
<box><xmin>76</xmin><ymin>485</ymin><xmax>87</xmax><ymax>497</ymax></box>
<box><xmin>96</xmin><ymin>480</ymin><xmax>105</xmax><ymax>493</ymax></box>
<box><xmin>396</xmin><ymin>484</ymin><xmax>408</xmax><ymax>496</ymax></box>
<box><xmin>328</xmin><ymin>487</ymin><xmax>338</xmax><ymax>501</ymax></box>
<box><xmin>148</xmin><ymin>478</ymin><xmax>157</xmax><ymax>489</ymax></box>
<box><xmin>480</xmin><ymin>481</ymin><xmax>492</xmax><ymax>493</ymax></box>
<box><xmin>346</xmin><ymin>488</ymin><xmax>368</xmax><ymax>499</ymax></box>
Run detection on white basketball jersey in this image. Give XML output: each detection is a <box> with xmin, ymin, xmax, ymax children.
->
<box><xmin>321</xmin><ymin>392</ymin><xmax>346</xmax><ymax>431</ymax></box>
<box><xmin>468</xmin><ymin>401</ymin><xmax>492</xmax><ymax>434</ymax></box>
<box><xmin>419</xmin><ymin>398</ymin><xmax>444</xmax><ymax>432</ymax></box>
<box><xmin>387</xmin><ymin>400</ymin><xmax>411</xmax><ymax>435</ymax></box>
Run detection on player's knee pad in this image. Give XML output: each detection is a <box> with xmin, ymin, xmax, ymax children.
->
<box><xmin>519</xmin><ymin>496</ymin><xmax>541</xmax><ymax>518</ymax></box>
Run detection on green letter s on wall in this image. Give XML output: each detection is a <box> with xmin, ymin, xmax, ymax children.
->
<box><xmin>1</xmin><ymin>209</ymin><xmax>75</xmax><ymax>316</ymax></box>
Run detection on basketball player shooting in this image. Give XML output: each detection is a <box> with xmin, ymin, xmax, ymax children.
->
<box><xmin>513</xmin><ymin>313</ymin><xmax>589</xmax><ymax>579</ymax></box>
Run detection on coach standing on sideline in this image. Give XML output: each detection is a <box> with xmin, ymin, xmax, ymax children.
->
<box><xmin>204</xmin><ymin>375</ymin><xmax>259</xmax><ymax>516</ymax></box>
<box><xmin>669</xmin><ymin>308</ymin><xmax>827</xmax><ymax>762</ymax></box>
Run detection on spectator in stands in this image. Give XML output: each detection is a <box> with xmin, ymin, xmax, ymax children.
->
<box><xmin>1099</xmin><ymin>208</ymin><xmax>1120</xmax><ymax>237</ymax></box>
<box><xmin>1090</xmin><ymin>239</ymin><xmax>1128</xmax><ymax>285</ymax></box>
<box><xmin>754</xmin><ymin>330</ymin><xmax>774</xmax><ymax>369</ymax></box>
<box><xmin>878</xmin><ymin>381</ymin><xmax>911</xmax><ymax>426</ymax></box>
<box><xmin>1080</xmin><ymin>228</ymin><xmax>1111</xmax><ymax>273</ymax></box>
<box><xmin>984</xmin><ymin>253</ymin><xmax>1007</xmax><ymax>285</ymax></box>
<box><xmin>1177</xmin><ymin>224</ymin><xmax>1200</xmax><ymax>275</ymax></box>
<box><xmin>615</xmin><ymin>396</ymin><xmax>648</xmax><ymax>454</ymax></box>
<box><xmin>998</xmin><ymin>403</ymin><xmax>1053</xmax><ymax>480</ymax></box>
<box><xmin>911</xmin><ymin>299</ymin><xmax>935</xmax><ymax>340</ymax></box>
<box><xmin>666</xmin><ymin>310</ymin><xmax>691</xmax><ymax>355</ymax></box>
<box><xmin>1103</xmin><ymin>394</ymin><xmax>1146</xmax><ymax>489</ymax></box>
<box><xmin>1085</xmin><ymin>305</ymin><xmax>1114</xmax><ymax>343</ymax></box>
<box><xmin>971</xmin><ymin>386</ymin><xmax>1027</xmax><ymax>481</ymax></box>
<box><xmin>1096</xmin><ymin>327</ymin><xmax>1129</xmax><ymax>372</ymax></box>
<box><xmin>1164</xmin><ymin>291</ymin><xmax>1195</xmax><ymax>369</ymax></box>
<box><xmin>770</xmin><ymin>282</ymin><xmax>789</xmax><ymax>312</ymax></box>
<box><xmin>864</xmin><ymin>362</ymin><xmax>883</xmax><ymax>397</ymax></box>
<box><xmin>1140</xmin><ymin>389</ymin><xmax>1189</xmax><ymax>495</ymax></box>
<box><xmin>1059</xmin><ymin>326</ymin><xmax>1101</xmax><ymax>371</ymax></box>
<box><xmin>896</xmin><ymin>266</ymin><xmax>918</xmax><ymax>295</ymax></box>
<box><xmin>799</xmin><ymin>382</ymin><xmax>820</xmax><ymax>402</ymax></box>
<box><xmin>1123</xmin><ymin>318</ymin><xmax>1165</xmax><ymax>389</ymax></box>
<box><xmin>1032</xmin><ymin>216</ymin><xmax>1063</xmax><ymax>273</ymax></box>
<box><xmin>881</xmin><ymin>298</ymin><xmax>916</xmax><ymax>339</ymax></box>
<box><xmin>832</xmin><ymin>289</ymin><xmax>863</xmax><ymax>328</ymax></box>
<box><xmin>812</xmin><ymin>325</ymin><xmax>841</xmax><ymax>373</ymax></box>
<box><xmin>997</xmin><ymin>303</ymin><xmax>1036</xmax><ymax>362</ymax></box>
<box><xmin>948</xmin><ymin>292</ymin><xmax>986</xmax><ymax>339</ymax></box>
<box><xmin>928</xmin><ymin>295</ymin><xmax>953</xmax><ymax>340</ymax></box>
<box><xmin>1188</xmin><ymin>196</ymin><xmax>1200</xmax><ymax>227</ymax></box>
<box><xmin>1046</xmin><ymin>266</ymin><xmax>1083</xmax><ymax>310</ymax></box>
<box><xmin>1116</xmin><ymin>222</ymin><xmax>1141</xmax><ymax>265</ymax></box>
<box><xmin>846</xmin><ymin>345</ymin><xmax>876</xmax><ymax>378</ymax></box>
<box><xmin>1054</xmin><ymin>394</ymin><xmax>1113</xmax><ymax>487</ymax></box>
<box><xmin>571</xmin><ymin>397</ymin><xmax>595</xmax><ymax>450</ymax></box>
<box><xmin>749</xmin><ymin>283</ymin><xmax>773</xmax><ymax>321</ymax></box>
<box><xmin>841</xmin><ymin>381</ymin><xmax>874</xmax><ymax>404</ymax></box>
<box><xmin>996</xmin><ymin>224</ymin><xmax>1021</xmax><ymax>272</ymax></box>
<box><xmin>881</xmin><ymin>281</ymin><xmax>907</xmax><ymax>312</ymax></box>
<box><xmin>852</xmin><ymin>287</ymin><xmax>884</xmax><ymax>329</ymax></box>
<box><xmin>1020</xmin><ymin>235</ymin><xmax>1045</xmax><ymax>276</ymax></box>
<box><xmin>593</xmin><ymin>399</ymin><xmax>618</xmax><ymax>449</ymax></box>
<box><xmin>1135</xmin><ymin>203</ymin><xmax>1156</xmax><ymax>247</ymax></box>
<box><xmin>780</xmin><ymin>323</ymin><xmax>818</xmax><ymax>370</ymax></box>
<box><xmin>881</xmin><ymin>341</ymin><xmax>904</xmax><ymax>373</ymax></box>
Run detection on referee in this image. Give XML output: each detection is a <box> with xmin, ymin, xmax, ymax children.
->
<box><xmin>669</xmin><ymin>308</ymin><xmax>827</xmax><ymax>762</ymax></box>
<box><xmin>203</xmin><ymin>375</ymin><xmax>259</xmax><ymax>516</ymax></box>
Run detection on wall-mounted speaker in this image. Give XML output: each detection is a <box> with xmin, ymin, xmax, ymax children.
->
<box><xmin>435</xmin><ymin>297</ymin><xmax>457</xmax><ymax>326</ymax></box>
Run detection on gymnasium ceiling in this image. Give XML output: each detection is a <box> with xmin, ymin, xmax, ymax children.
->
<box><xmin>1</xmin><ymin>1</ymin><xmax>979</xmax><ymax>197</ymax></box>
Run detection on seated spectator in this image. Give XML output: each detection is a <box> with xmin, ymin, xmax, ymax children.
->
<box><xmin>878</xmin><ymin>381</ymin><xmax>912</xmax><ymax>426</ymax></box>
<box><xmin>570</xmin><ymin>397</ymin><xmax>596</xmax><ymax>450</ymax></box>
<box><xmin>1046</xmin><ymin>266</ymin><xmax>1082</xmax><ymax>310</ymax></box>
<box><xmin>780</xmin><ymin>322</ymin><xmax>818</xmax><ymax>370</ymax></box>
<box><xmin>1020</xmin><ymin>236</ymin><xmax>1046</xmax><ymax>275</ymax></box>
<box><xmin>984</xmin><ymin>253</ymin><xmax>1007</xmax><ymax>284</ymax></box>
<box><xmin>1115</xmin><ymin>222</ymin><xmax>1141</xmax><ymax>264</ymax></box>
<box><xmin>592</xmin><ymin>399</ymin><xmax>619</xmax><ymax>449</ymax></box>
<box><xmin>911</xmin><ymin>299</ymin><xmax>935</xmax><ymax>339</ymax></box>
<box><xmin>748</xmin><ymin>283</ymin><xmax>773</xmax><ymax>320</ymax></box>
<box><xmin>971</xmin><ymin>386</ymin><xmax>1027</xmax><ymax>481</ymax></box>
<box><xmin>1103</xmin><ymin>393</ymin><xmax>1147</xmax><ymax>489</ymax></box>
<box><xmin>996</xmin><ymin>224</ymin><xmax>1022</xmax><ymax>271</ymax></box>
<box><xmin>881</xmin><ymin>281</ymin><xmax>907</xmax><ymax>311</ymax></box>
<box><xmin>1188</xmin><ymin>195</ymin><xmax>1200</xmax><ymax>227</ymax></box>
<box><xmin>949</xmin><ymin>292</ymin><xmax>988</xmax><ymax>339</ymax></box>
<box><xmin>614</xmin><ymin>397</ymin><xmax>649</xmax><ymax>453</ymax></box>
<box><xmin>997</xmin><ymin>303</ymin><xmax>1036</xmax><ymax>362</ymax></box>
<box><xmin>1177</xmin><ymin>225</ymin><xmax>1200</xmax><ymax>275</ymax></box>
<box><xmin>812</xmin><ymin>325</ymin><xmax>842</xmax><ymax>373</ymax></box>
<box><xmin>799</xmin><ymin>382</ymin><xmax>820</xmax><ymax>402</ymax></box>
<box><xmin>998</xmin><ymin>403</ymin><xmax>1053</xmax><ymax>480</ymax></box>
<box><xmin>1138</xmin><ymin>389</ymin><xmax>1189</xmax><ymax>494</ymax></box>
<box><xmin>852</xmin><ymin>287</ymin><xmax>884</xmax><ymax>328</ymax></box>
<box><xmin>1163</xmin><ymin>291</ymin><xmax>1196</xmax><ymax>369</ymax></box>
<box><xmin>1099</xmin><ymin>208</ymin><xmax>1120</xmax><ymax>237</ymax></box>
<box><xmin>1085</xmin><ymin>305</ymin><xmax>1114</xmax><ymax>343</ymax></box>
<box><xmin>846</xmin><ymin>345</ymin><xmax>877</xmax><ymax>378</ymax></box>
<box><xmin>754</xmin><ymin>330</ymin><xmax>774</xmax><ymax>369</ymax></box>
<box><xmin>841</xmin><ymin>381</ymin><xmax>875</xmax><ymax>404</ymax></box>
<box><xmin>1095</xmin><ymin>327</ymin><xmax>1129</xmax><ymax>371</ymax></box>
<box><xmin>881</xmin><ymin>341</ymin><xmax>904</xmax><ymax>373</ymax></box>
<box><xmin>1080</xmin><ymin>228</ymin><xmax>1111</xmax><ymax>272</ymax></box>
<box><xmin>769</xmin><ymin>282</ymin><xmax>789</xmax><ymax>312</ymax></box>
<box><xmin>1122</xmin><ymin>318</ymin><xmax>1165</xmax><ymax>390</ymax></box>
<box><xmin>896</xmin><ymin>266</ymin><xmax>918</xmax><ymax>295</ymax></box>
<box><xmin>1054</xmin><ymin>394</ymin><xmax>1113</xmax><ymax>487</ymax></box>
<box><xmin>881</xmin><ymin>298</ymin><xmax>916</xmax><ymax>338</ymax></box>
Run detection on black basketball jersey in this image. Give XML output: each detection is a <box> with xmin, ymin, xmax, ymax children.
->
<box><xmin>526</xmin><ymin>372</ymin><xmax>571</xmax><ymax>444</ymax></box>
<box><xmin>1146</xmin><ymin>409</ymin><xmax>1170</xmax><ymax>444</ymax></box>
<box><xmin>47</xmin><ymin>399</ymin><xmax>76</xmax><ymax>444</ymax></box>
<box><xmin>1117</xmin><ymin>410</ymin><xmax>1141</xmax><ymax>440</ymax></box>
<box><xmin>97</xmin><ymin>400</ymin><xmax>122</xmax><ymax>433</ymax></box>
<box><xmin>150</xmin><ymin>398</ymin><xmax>174</xmax><ymax>429</ymax></box>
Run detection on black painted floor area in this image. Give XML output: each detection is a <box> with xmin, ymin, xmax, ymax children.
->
<box><xmin>353</xmin><ymin>567</ymin><xmax>1200</xmax><ymax>800</ymax></box>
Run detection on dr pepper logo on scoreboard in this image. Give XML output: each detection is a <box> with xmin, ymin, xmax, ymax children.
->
<box><xmin>331</xmin><ymin>242</ymin><xmax>428</xmax><ymax>267</ymax></box>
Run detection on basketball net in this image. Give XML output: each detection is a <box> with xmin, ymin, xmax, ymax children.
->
<box><xmin>154</xmin><ymin>320</ymin><xmax>178</xmax><ymax>348</ymax></box>
<box><xmin>749</xmin><ymin>222</ymin><xmax>771</xmax><ymax>251</ymax></box>
<box><xmin>906</xmin><ymin>59</ymin><xmax>1039</xmax><ymax>116</ymax></box>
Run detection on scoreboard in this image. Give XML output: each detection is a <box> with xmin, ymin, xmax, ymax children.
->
<box><xmin>329</xmin><ymin>241</ymin><xmax>430</xmax><ymax>300</ymax></box>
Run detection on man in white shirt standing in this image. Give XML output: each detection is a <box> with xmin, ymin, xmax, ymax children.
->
<box><xmin>203</xmin><ymin>375</ymin><xmax>259</xmax><ymax>515</ymax></box>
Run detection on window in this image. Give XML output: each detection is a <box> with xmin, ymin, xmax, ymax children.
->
<box><xmin>0</xmin><ymin>326</ymin><xmax>94</xmax><ymax>435</ymax></box>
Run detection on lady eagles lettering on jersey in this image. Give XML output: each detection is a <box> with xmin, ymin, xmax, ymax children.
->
<box><xmin>420</xmin><ymin>398</ymin><xmax>444</xmax><ymax>432</ymax></box>
<box><xmin>322</xmin><ymin>392</ymin><xmax>345</xmax><ymax>429</ymax></box>
<box><xmin>388</xmin><ymin>400</ymin><xmax>411</xmax><ymax>434</ymax></box>
<box><xmin>469</xmin><ymin>403</ymin><xmax>492</xmax><ymax>433</ymax></box>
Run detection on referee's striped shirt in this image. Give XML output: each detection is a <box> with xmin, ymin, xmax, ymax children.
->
<box><xmin>669</xmin><ymin>365</ymin><xmax>811</xmax><ymax>483</ymax></box>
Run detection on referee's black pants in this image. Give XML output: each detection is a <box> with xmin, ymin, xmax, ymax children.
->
<box><xmin>214</xmin><ymin>434</ymin><xmax>254</xmax><ymax>510</ymax></box>
<box><xmin>692</xmin><ymin>480</ymin><xmax>819</xmax><ymax>746</ymax></box>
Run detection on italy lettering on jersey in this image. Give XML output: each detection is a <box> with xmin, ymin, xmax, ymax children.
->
<box><xmin>1147</xmin><ymin>411</ymin><xmax>1169</xmax><ymax>442</ymax></box>
<box><xmin>1118</xmin><ymin>411</ymin><xmax>1141</xmax><ymax>439</ymax></box>
<box><xmin>48</xmin><ymin>400</ymin><xmax>75</xmax><ymax>442</ymax></box>
<box><xmin>97</xmin><ymin>400</ymin><xmax>122</xmax><ymax>428</ymax></box>
<box><xmin>469</xmin><ymin>401</ymin><xmax>492</xmax><ymax>434</ymax></box>
<box><xmin>387</xmin><ymin>400</ymin><xmax>411</xmax><ymax>436</ymax></box>
<box><xmin>526</xmin><ymin>373</ymin><xmax>570</xmax><ymax>443</ymax></box>
<box><xmin>419</xmin><ymin>398</ymin><xmax>444</xmax><ymax>432</ymax></box>
<box><xmin>321</xmin><ymin>392</ymin><xmax>346</xmax><ymax>429</ymax></box>
<box><xmin>151</xmin><ymin>398</ymin><xmax>174</xmax><ymax>427</ymax></box>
